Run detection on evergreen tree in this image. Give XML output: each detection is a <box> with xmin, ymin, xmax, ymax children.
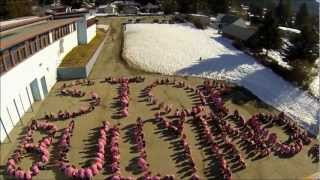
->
<box><xmin>0</xmin><ymin>0</ymin><xmax>8</xmax><ymax>20</ymax></box>
<box><xmin>38</xmin><ymin>0</ymin><xmax>54</xmax><ymax>6</ymax></box>
<box><xmin>176</xmin><ymin>0</ymin><xmax>194</xmax><ymax>13</ymax></box>
<box><xmin>295</xmin><ymin>3</ymin><xmax>309</xmax><ymax>29</ymax></box>
<box><xmin>275</xmin><ymin>0</ymin><xmax>291</xmax><ymax>26</ymax></box>
<box><xmin>230</xmin><ymin>0</ymin><xmax>241</xmax><ymax>12</ymax></box>
<box><xmin>284</xmin><ymin>24</ymin><xmax>319</xmax><ymax>64</ymax></box>
<box><xmin>95</xmin><ymin>0</ymin><xmax>106</xmax><ymax>6</ymax></box>
<box><xmin>6</xmin><ymin>0</ymin><xmax>33</xmax><ymax>19</ymax></box>
<box><xmin>256</xmin><ymin>10</ymin><xmax>282</xmax><ymax>56</ymax></box>
<box><xmin>208</xmin><ymin>0</ymin><xmax>229</xmax><ymax>14</ymax></box>
<box><xmin>61</xmin><ymin>0</ymin><xmax>83</xmax><ymax>8</ymax></box>
<box><xmin>161</xmin><ymin>0</ymin><xmax>177</xmax><ymax>14</ymax></box>
<box><xmin>248</xmin><ymin>3</ymin><xmax>263</xmax><ymax>25</ymax></box>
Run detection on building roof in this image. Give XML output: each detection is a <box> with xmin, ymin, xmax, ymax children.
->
<box><xmin>232</xmin><ymin>19</ymin><xmax>248</xmax><ymax>28</ymax></box>
<box><xmin>0</xmin><ymin>18</ymin><xmax>79</xmax><ymax>51</ymax></box>
<box><xmin>143</xmin><ymin>2</ymin><xmax>159</xmax><ymax>9</ymax></box>
<box><xmin>220</xmin><ymin>15</ymin><xmax>240</xmax><ymax>25</ymax></box>
<box><xmin>222</xmin><ymin>24</ymin><xmax>257</xmax><ymax>41</ymax></box>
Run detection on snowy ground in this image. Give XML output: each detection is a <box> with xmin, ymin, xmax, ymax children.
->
<box><xmin>310</xmin><ymin>75</ymin><xmax>319</xmax><ymax>97</ymax></box>
<box><xmin>123</xmin><ymin>24</ymin><xmax>320</xmax><ymax>134</ymax></box>
<box><xmin>310</xmin><ymin>58</ymin><xmax>319</xmax><ymax>98</ymax></box>
<box><xmin>265</xmin><ymin>50</ymin><xmax>292</xmax><ymax>69</ymax></box>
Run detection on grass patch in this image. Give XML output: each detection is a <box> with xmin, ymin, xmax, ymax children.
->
<box><xmin>60</xmin><ymin>29</ymin><xmax>106</xmax><ymax>67</ymax></box>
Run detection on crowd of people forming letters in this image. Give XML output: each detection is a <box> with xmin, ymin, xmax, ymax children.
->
<box><xmin>5</xmin><ymin>76</ymin><xmax>319</xmax><ymax>180</ymax></box>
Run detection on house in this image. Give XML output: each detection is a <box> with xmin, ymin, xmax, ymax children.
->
<box><xmin>122</xmin><ymin>5</ymin><xmax>139</xmax><ymax>15</ymax></box>
<box><xmin>97</xmin><ymin>4</ymin><xmax>118</xmax><ymax>15</ymax></box>
<box><xmin>141</xmin><ymin>2</ymin><xmax>160</xmax><ymax>13</ymax></box>
<box><xmin>189</xmin><ymin>14</ymin><xmax>210</xmax><ymax>25</ymax></box>
<box><xmin>215</xmin><ymin>14</ymin><xmax>257</xmax><ymax>42</ymax></box>
<box><xmin>219</xmin><ymin>15</ymin><xmax>245</xmax><ymax>29</ymax></box>
<box><xmin>0</xmin><ymin>14</ymin><xmax>97</xmax><ymax>142</ymax></box>
<box><xmin>112</xmin><ymin>1</ymin><xmax>140</xmax><ymax>7</ymax></box>
<box><xmin>222</xmin><ymin>24</ymin><xmax>257</xmax><ymax>42</ymax></box>
<box><xmin>212</xmin><ymin>14</ymin><xmax>239</xmax><ymax>29</ymax></box>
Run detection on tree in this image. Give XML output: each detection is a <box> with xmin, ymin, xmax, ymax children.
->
<box><xmin>208</xmin><ymin>0</ymin><xmax>229</xmax><ymax>14</ymax></box>
<box><xmin>61</xmin><ymin>0</ymin><xmax>83</xmax><ymax>8</ymax></box>
<box><xmin>176</xmin><ymin>0</ymin><xmax>194</xmax><ymax>13</ymax></box>
<box><xmin>255</xmin><ymin>10</ymin><xmax>282</xmax><ymax>56</ymax></box>
<box><xmin>248</xmin><ymin>3</ymin><xmax>263</xmax><ymax>25</ymax></box>
<box><xmin>284</xmin><ymin>24</ymin><xmax>319</xmax><ymax>64</ymax></box>
<box><xmin>95</xmin><ymin>0</ymin><xmax>106</xmax><ymax>6</ymax></box>
<box><xmin>295</xmin><ymin>3</ymin><xmax>309</xmax><ymax>29</ymax></box>
<box><xmin>5</xmin><ymin>0</ymin><xmax>33</xmax><ymax>19</ymax></box>
<box><xmin>161</xmin><ymin>0</ymin><xmax>177</xmax><ymax>14</ymax></box>
<box><xmin>275</xmin><ymin>0</ymin><xmax>291</xmax><ymax>26</ymax></box>
<box><xmin>230</xmin><ymin>0</ymin><xmax>241</xmax><ymax>12</ymax></box>
<box><xmin>0</xmin><ymin>0</ymin><xmax>8</xmax><ymax>20</ymax></box>
<box><xmin>38</xmin><ymin>0</ymin><xmax>54</xmax><ymax>6</ymax></box>
<box><xmin>249</xmin><ymin>3</ymin><xmax>263</xmax><ymax>16</ymax></box>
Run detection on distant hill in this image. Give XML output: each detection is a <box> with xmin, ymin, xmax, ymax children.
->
<box><xmin>241</xmin><ymin>0</ymin><xmax>319</xmax><ymax>15</ymax></box>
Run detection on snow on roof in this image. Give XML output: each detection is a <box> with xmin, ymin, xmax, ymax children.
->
<box><xmin>189</xmin><ymin>14</ymin><xmax>208</xmax><ymax>17</ymax></box>
<box><xmin>278</xmin><ymin>26</ymin><xmax>301</xmax><ymax>34</ymax></box>
<box><xmin>210</xmin><ymin>17</ymin><xmax>216</xmax><ymax>21</ymax></box>
<box><xmin>98</xmin><ymin>4</ymin><xmax>117</xmax><ymax>8</ymax></box>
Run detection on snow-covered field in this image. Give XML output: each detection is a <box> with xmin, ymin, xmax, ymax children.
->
<box><xmin>123</xmin><ymin>24</ymin><xmax>320</xmax><ymax>134</ymax></box>
<box><xmin>310</xmin><ymin>58</ymin><xmax>319</xmax><ymax>97</ymax></box>
<box><xmin>310</xmin><ymin>75</ymin><xmax>319</xmax><ymax>97</ymax></box>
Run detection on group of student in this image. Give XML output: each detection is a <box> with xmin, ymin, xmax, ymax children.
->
<box><xmin>6</xmin><ymin>121</ymin><xmax>57</xmax><ymax>180</ymax></box>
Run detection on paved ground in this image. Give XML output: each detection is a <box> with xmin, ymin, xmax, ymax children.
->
<box><xmin>0</xmin><ymin>17</ymin><xmax>318</xmax><ymax>180</ymax></box>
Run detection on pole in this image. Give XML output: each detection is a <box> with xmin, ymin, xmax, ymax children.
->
<box><xmin>13</xmin><ymin>99</ymin><xmax>23</xmax><ymax>125</ymax></box>
<box><xmin>26</xmin><ymin>87</ymin><xmax>34</xmax><ymax>112</ymax></box>
<box><xmin>0</xmin><ymin>117</ymin><xmax>12</xmax><ymax>143</ymax></box>
<box><xmin>6</xmin><ymin>108</ymin><xmax>14</xmax><ymax>127</ymax></box>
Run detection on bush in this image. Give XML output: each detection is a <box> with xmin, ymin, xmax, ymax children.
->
<box><xmin>153</xmin><ymin>19</ymin><xmax>160</xmax><ymax>23</ymax></box>
<box><xmin>173</xmin><ymin>15</ymin><xmax>186</xmax><ymax>23</ymax></box>
<box><xmin>191</xmin><ymin>17</ymin><xmax>207</xmax><ymax>29</ymax></box>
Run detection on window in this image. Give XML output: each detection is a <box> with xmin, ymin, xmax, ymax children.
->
<box><xmin>11</xmin><ymin>48</ymin><xmax>19</xmax><ymax>63</ymax></box>
<box><xmin>18</xmin><ymin>46</ymin><xmax>26</xmax><ymax>61</ymax></box>
<box><xmin>0</xmin><ymin>55</ymin><xmax>6</xmax><ymax>74</ymax></box>
<box><xmin>29</xmin><ymin>38</ymin><xmax>37</xmax><ymax>55</ymax></box>
<box><xmin>3</xmin><ymin>51</ymin><xmax>13</xmax><ymax>70</ymax></box>
<box><xmin>35</xmin><ymin>37</ymin><xmax>40</xmax><ymax>51</ymax></box>
<box><xmin>40</xmin><ymin>34</ymin><xmax>46</xmax><ymax>49</ymax></box>
<box><xmin>45</xmin><ymin>34</ymin><xmax>49</xmax><ymax>45</ymax></box>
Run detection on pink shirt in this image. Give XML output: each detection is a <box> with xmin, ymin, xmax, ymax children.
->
<box><xmin>85</xmin><ymin>168</ymin><xmax>93</xmax><ymax>178</ymax></box>
<box><xmin>90</xmin><ymin>164</ymin><xmax>99</xmax><ymax>176</ymax></box>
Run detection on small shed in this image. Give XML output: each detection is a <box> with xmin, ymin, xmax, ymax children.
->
<box><xmin>97</xmin><ymin>4</ymin><xmax>118</xmax><ymax>15</ymax></box>
<box><xmin>142</xmin><ymin>2</ymin><xmax>160</xmax><ymax>13</ymax></box>
<box><xmin>122</xmin><ymin>5</ymin><xmax>139</xmax><ymax>15</ymax></box>
<box><xmin>222</xmin><ymin>24</ymin><xmax>257</xmax><ymax>41</ymax></box>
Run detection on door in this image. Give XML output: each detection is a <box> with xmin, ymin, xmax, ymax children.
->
<box><xmin>40</xmin><ymin>76</ymin><xmax>48</xmax><ymax>97</ymax></box>
<box><xmin>30</xmin><ymin>79</ymin><xmax>41</xmax><ymax>101</ymax></box>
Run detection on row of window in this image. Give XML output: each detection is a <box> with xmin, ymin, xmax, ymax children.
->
<box><xmin>0</xmin><ymin>23</ymin><xmax>76</xmax><ymax>75</ymax></box>
<box><xmin>52</xmin><ymin>23</ymin><xmax>76</xmax><ymax>41</ymax></box>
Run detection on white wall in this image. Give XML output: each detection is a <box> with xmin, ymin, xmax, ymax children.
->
<box><xmin>0</xmin><ymin>30</ymin><xmax>78</xmax><ymax>142</ymax></box>
<box><xmin>87</xmin><ymin>24</ymin><xmax>97</xmax><ymax>43</ymax></box>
